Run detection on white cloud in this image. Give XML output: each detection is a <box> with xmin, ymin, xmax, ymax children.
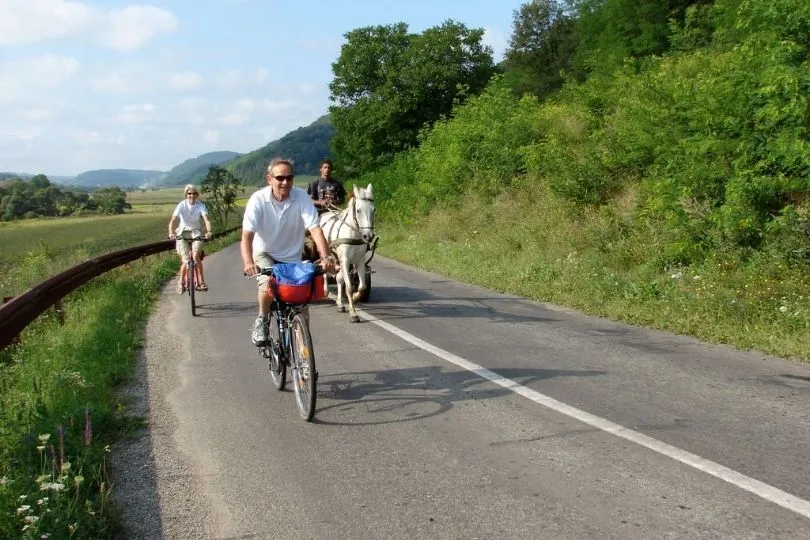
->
<box><xmin>89</xmin><ymin>67</ymin><xmax>153</xmax><ymax>93</ymax></box>
<box><xmin>262</xmin><ymin>99</ymin><xmax>294</xmax><ymax>112</ymax></box>
<box><xmin>0</xmin><ymin>0</ymin><xmax>93</xmax><ymax>46</ymax></box>
<box><xmin>104</xmin><ymin>5</ymin><xmax>178</xmax><ymax>51</ymax></box>
<box><xmin>0</xmin><ymin>53</ymin><xmax>79</xmax><ymax>103</ymax></box>
<box><xmin>0</xmin><ymin>0</ymin><xmax>177</xmax><ymax>51</ymax></box>
<box><xmin>19</xmin><ymin>108</ymin><xmax>54</xmax><ymax>121</ymax></box>
<box><xmin>203</xmin><ymin>130</ymin><xmax>219</xmax><ymax>142</ymax></box>
<box><xmin>214</xmin><ymin>68</ymin><xmax>273</xmax><ymax>89</ymax></box>
<box><xmin>255</xmin><ymin>68</ymin><xmax>269</xmax><ymax>84</ymax></box>
<box><xmin>28</xmin><ymin>54</ymin><xmax>81</xmax><ymax>84</ymax></box>
<box><xmin>217</xmin><ymin>113</ymin><xmax>250</xmax><ymax>126</ymax></box>
<box><xmin>70</xmin><ymin>129</ymin><xmax>101</xmax><ymax>146</ymax></box>
<box><xmin>117</xmin><ymin>103</ymin><xmax>156</xmax><ymax>124</ymax></box>
<box><xmin>168</xmin><ymin>71</ymin><xmax>204</xmax><ymax>91</ymax></box>
<box><xmin>482</xmin><ymin>26</ymin><xmax>508</xmax><ymax>62</ymax></box>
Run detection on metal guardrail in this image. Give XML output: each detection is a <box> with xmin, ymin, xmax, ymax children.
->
<box><xmin>0</xmin><ymin>227</ymin><xmax>241</xmax><ymax>352</ymax></box>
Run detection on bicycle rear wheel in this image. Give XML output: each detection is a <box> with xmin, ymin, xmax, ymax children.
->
<box><xmin>290</xmin><ymin>312</ymin><xmax>316</xmax><ymax>421</ymax></box>
<box><xmin>267</xmin><ymin>313</ymin><xmax>286</xmax><ymax>390</ymax></box>
<box><xmin>188</xmin><ymin>260</ymin><xmax>196</xmax><ymax>316</ymax></box>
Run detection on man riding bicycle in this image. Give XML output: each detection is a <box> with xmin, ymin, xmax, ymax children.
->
<box><xmin>241</xmin><ymin>158</ymin><xmax>336</xmax><ymax>346</ymax></box>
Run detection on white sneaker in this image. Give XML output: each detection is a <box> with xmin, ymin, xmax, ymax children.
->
<box><xmin>251</xmin><ymin>316</ymin><xmax>268</xmax><ymax>346</ymax></box>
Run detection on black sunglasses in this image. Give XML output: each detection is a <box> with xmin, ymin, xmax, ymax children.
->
<box><xmin>272</xmin><ymin>175</ymin><xmax>294</xmax><ymax>182</ymax></box>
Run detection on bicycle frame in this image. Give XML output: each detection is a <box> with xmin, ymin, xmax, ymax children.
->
<box><xmin>253</xmin><ymin>264</ymin><xmax>321</xmax><ymax>421</ymax></box>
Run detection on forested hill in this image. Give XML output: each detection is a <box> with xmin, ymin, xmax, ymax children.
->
<box><xmin>225</xmin><ymin>115</ymin><xmax>334</xmax><ymax>184</ymax></box>
<box><xmin>160</xmin><ymin>151</ymin><xmax>242</xmax><ymax>186</ymax></box>
<box><xmin>72</xmin><ymin>169</ymin><xmax>165</xmax><ymax>188</ymax></box>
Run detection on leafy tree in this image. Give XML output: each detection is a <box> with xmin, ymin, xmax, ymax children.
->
<box><xmin>329</xmin><ymin>20</ymin><xmax>496</xmax><ymax>175</ymax></box>
<box><xmin>201</xmin><ymin>165</ymin><xmax>244</xmax><ymax>228</ymax></box>
<box><xmin>571</xmin><ymin>0</ymin><xmax>711</xmax><ymax>76</ymax></box>
<box><xmin>92</xmin><ymin>187</ymin><xmax>129</xmax><ymax>215</ymax></box>
<box><xmin>503</xmin><ymin>0</ymin><xmax>579</xmax><ymax>98</ymax></box>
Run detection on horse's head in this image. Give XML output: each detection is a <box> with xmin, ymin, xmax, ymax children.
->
<box><xmin>352</xmin><ymin>183</ymin><xmax>376</xmax><ymax>244</ymax></box>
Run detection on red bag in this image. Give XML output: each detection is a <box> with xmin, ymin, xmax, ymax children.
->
<box><xmin>267</xmin><ymin>263</ymin><xmax>325</xmax><ymax>304</ymax></box>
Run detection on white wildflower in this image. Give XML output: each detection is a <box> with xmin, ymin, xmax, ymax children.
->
<box><xmin>17</xmin><ymin>505</ymin><xmax>31</xmax><ymax>514</ymax></box>
<box><xmin>779</xmin><ymin>305</ymin><xmax>788</xmax><ymax>313</ymax></box>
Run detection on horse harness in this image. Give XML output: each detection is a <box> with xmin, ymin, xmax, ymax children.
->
<box><xmin>322</xmin><ymin>194</ymin><xmax>378</xmax><ymax>262</ymax></box>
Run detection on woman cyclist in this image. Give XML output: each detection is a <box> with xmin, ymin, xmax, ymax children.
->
<box><xmin>168</xmin><ymin>184</ymin><xmax>213</xmax><ymax>293</ymax></box>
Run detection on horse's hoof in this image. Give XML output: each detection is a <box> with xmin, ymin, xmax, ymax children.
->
<box><xmin>338</xmin><ymin>306</ymin><xmax>346</xmax><ymax>313</ymax></box>
<box><xmin>350</xmin><ymin>315</ymin><xmax>360</xmax><ymax>323</ymax></box>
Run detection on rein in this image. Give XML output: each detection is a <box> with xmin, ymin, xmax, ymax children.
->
<box><xmin>323</xmin><ymin>195</ymin><xmax>375</xmax><ymax>249</ymax></box>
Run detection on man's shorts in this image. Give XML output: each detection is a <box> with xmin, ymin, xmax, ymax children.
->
<box><xmin>253</xmin><ymin>252</ymin><xmax>277</xmax><ymax>292</ymax></box>
<box><xmin>175</xmin><ymin>231</ymin><xmax>204</xmax><ymax>260</ymax></box>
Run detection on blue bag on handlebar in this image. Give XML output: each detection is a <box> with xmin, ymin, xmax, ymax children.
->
<box><xmin>270</xmin><ymin>262</ymin><xmax>325</xmax><ymax>303</ymax></box>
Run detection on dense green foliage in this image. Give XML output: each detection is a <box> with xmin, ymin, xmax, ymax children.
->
<box><xmin>343</xmin><ymin>0</ymin><xmax>810</xmax><ymax>359</ymax></box>
<box><xmin>362</xmin><ymin>0</ymin><xmax>810</xmax><ymax>270</ymax></box>
<box><xmin>328</xmin><ymin>20</ymin><xmax>496</xmax><ymax>175</ymax></box>
<box><xmin>225</xmin><ymin>115</ymin><xmax>334</xmax><ymax>185</ymax></box>
<box><xmin>501</xmin><ymin>0</ymin><xmax>578</xmax><ymax>98</ymax></box>
<box><xmin>0</xmin><ymin>176</ymin><xmax>129</xmax><ymax>221</ymax></box>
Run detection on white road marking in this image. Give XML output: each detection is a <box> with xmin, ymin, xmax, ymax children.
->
<box><xmin>359</xmin><ymin>309</ymin><xmax>810</xmax><ymax>520</ymax></box>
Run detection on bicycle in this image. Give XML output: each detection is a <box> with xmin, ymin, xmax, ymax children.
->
<box><xmin>251</xmin><ymin>263</ymin><xmax>326</xmax><ymax>421</ymax></box>
<box><xmin>171</xmin><ymin>234</ymin><xmax>207</xmax><ymax>317</ymax></box>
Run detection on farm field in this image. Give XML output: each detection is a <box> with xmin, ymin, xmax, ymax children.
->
<box><xmin>1</xmin><ymin>186</ymin><xmax>246</xmax><ymax>299</ymax></box>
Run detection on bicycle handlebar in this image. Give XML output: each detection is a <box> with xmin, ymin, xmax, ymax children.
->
<box><xmin>245</xmin><ymin>259</ymin><xmax>331</xmax><ymax>279</ymax></box>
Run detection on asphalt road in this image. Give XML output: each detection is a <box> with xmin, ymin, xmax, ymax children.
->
<box><xmin>112</xmin><ymin>242</ymin><xmax>810</xmax><ymax>539</ymax></box>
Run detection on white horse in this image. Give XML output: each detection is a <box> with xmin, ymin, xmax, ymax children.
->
<box><xmin>320</xmin><ymin>183</ymin><xmax>376</xmax><ymax>322</ymax></box>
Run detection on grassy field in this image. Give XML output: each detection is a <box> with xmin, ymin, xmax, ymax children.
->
<box><xmin>0</xmin><ymin>230</ymin><xmax>242</xmax><ymax>539</ymax></box>
<box><xmin>375</xmin><ymin>181</ymin><xmax>810</xmax><ymax>362</ymax></box>
<box><xmin>1</xmin><ymin>187</ymin><xmax>243</xmax><ymax>299</ymax></box>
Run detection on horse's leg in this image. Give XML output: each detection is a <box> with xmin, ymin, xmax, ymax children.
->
<box><xmin>343</xmin><ymin>263</ymin><xmax>359</xmax><ymax>322</ymax></box>
<box><xmin>351</xmin><ymin>255</ymin><xmax>368</xmax><ymax>304</ymax></box>
<box><xmin>339</xmin><ymin>250</ymin><xmax>359</xmax><ymax>322</ymax></box>
<box><xmin>335</xmin><ymin>249</ymin><xmax>347</xmax><ymax>313</ymax></box>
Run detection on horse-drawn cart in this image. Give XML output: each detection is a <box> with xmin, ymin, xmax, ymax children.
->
<box><xmin>329</xmin><ymin>234</ymin><xmax>378</xmax><ymax>303</ymax></box>
<box><xmin>320</xmin><ymin>184</ymin><xmax>377</xmax><ymax>322</ymax></box>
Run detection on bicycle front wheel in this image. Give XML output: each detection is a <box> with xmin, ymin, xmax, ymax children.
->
<box><xmin>267</xmin><ymin>312</ymin><xmax>286</xmax><ymax>390</ymax></box>
<box><xmin>188</xmin><ymin>260</ymin><xmax>196</xmax><ymax>316</ymax></box>
<box><xmin>290</xmin><ymin>312</ymin><xmax>316</xmax><ymax>421</ymax></box>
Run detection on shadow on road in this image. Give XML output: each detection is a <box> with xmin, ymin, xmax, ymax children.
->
<box><xmin>312</xmin><ymin>365</ymin><xmax>606</xmax><ymax>426</ymax></box>
<box><xmin>193</xmin><ymin>301</ymin><xmax>256</xmax><ymax>318</ymax></box>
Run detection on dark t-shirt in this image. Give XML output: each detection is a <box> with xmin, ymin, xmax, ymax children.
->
<box><xmin>307</xmin><ymin>178</ymin><xmax>346</xmax><ymax>207</ymax></box>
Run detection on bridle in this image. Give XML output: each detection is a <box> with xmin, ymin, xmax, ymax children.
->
<box><xmin>323</xmin><ymin>194</ymin><xmax>376</xmax><ymax>248</ymax></box>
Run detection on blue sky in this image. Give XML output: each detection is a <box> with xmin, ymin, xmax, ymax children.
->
<box><xmin>0</xmin><ymin>0</ymin><xmax>524</xmax><ymax>177</ymax></box>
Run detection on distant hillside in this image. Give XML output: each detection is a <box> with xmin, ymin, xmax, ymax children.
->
<box><xmin>0</xmin><ymin>172</ymin><xmax>31</xmax><ymax>181</ymax></box>
<box><xmin>1</xmin><ymin>172</ymin><xmax>76</xmax><ymax>184</ymax></box>
<box><xmin>160</xmin><ymin>151</ymin><xmax>241</xmax><ymax>186</ymax></box>
<box><xmin>226</xmin><ymin>115</ymin><xmax>334</xmax><ymax>184</ymax></box>
<box><xmin>72</xmin><ymin>169</ymin><xmax>165</xmax><ymax>188</ymax></box>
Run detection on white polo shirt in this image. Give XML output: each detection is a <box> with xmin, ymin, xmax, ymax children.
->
<box><xmin>242</xmin><ymin>186</ymin><xmax>319</xmax><ymax>262</ymax></box>
<box><xmin>172</xmin><ymin>200</ymin><xmax>208</xmax><ymax>235</ymax></box>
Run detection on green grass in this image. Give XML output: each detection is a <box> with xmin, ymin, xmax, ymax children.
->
<box><xmin>0</xmin><ymin>196</ymin><xmax>244</xmax><ymax>299</ymax></box>
<box><xmin>0</xmin><ymin>229</ymin><xmax>242</xmax><ymax>539</ymax></box>
<box><xmin>0</xmin><ymin>214</ymin><xmax>169</xmax><ymax>300</ymax></box>
<box><xmin>376</xmin><ymin>182</ymin><xmax>810</xmax><ymax>362</ymax></box>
